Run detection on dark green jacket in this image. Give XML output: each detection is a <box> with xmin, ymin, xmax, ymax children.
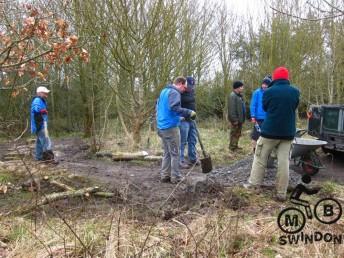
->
<box><xmin>261</xmin><ymin>79</ymin><xmax>300</xmax><ymax>140</ymax></box>
<box><xmin>228</xmin><ymin>91</ymin><xmax>245</xmax><ymax>123</ymax></box>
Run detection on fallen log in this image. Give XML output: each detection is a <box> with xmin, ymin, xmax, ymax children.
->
<box><xmin>49</xmin><ymin>179</ymin><xmax>75</xmax><ymax>191</ymax></box>
<box><xmin>93</xmin><ymin>192</ymin><xmax>116</xmax><ymax>198</ymax></box>
<box><xmin>13</xmin><ymin>186</ymin><xmax>100</xmax><ymax>215</ymax></box>
<box><xmin>44</xmin><ymin>177</ymin><xmax>118</xmax><ymax>199</ymax></box>
<box><xmin>112</xmin><ymin>151</ymin><xmax>148</xmax><ymax>161</ymax></box>
<box><xmin>143</xmin><ymin>155</ymin><xmax>162</xmax><ymax>161</ymax></box>
<box><xmin>95</xmin><ymin>151</ymin><xmax>113</xmax><ymax>158</ymax></box>
<box><xmin>0</xmin><ymin>240</ymin><xmax>7</xmax><ymax>248</ymax></box>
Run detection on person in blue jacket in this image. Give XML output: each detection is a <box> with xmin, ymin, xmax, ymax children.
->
<box><xmin>31</xmin><ymin>86</ymin><xmax>53</xmax><ymax>161</ymax></box>
<box><xmin>249</xmin><ymin>76</ymin><xmax>272</xmax><ymax>152</ymax></box>
<box><xmin>156</xmin><ymin>76</ymin><xmax>196</xmax><ymax>184</ymax></box>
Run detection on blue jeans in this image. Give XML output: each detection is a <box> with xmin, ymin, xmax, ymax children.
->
<box><xmin>179</xmin><ymin>120</ymin><xmax>197</xmax><ymax>163</ymax></box>
<box><xmin>35</xmin><ymin>129</ymin><xmax>52</xmax><ymax>160</ymax></box>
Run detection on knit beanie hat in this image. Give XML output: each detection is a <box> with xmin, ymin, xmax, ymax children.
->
<box><xmin>186</xmin><ymin>76</ymin><xmax>195</xmax><ymax>87</ymax></box>
<box><xmin>262</xmin><ymin>76</ymin><xmax>272</xmax><ymax>85</ymax></box>
<box><xmin>272</xmin><ymin>67</ymin><xmax>289</xmax><ymax>80</ymax></box>
<box><xmin>233</xmin><ymin>80</ymin><xmax>244</xmax><ymax>89</ymax></box>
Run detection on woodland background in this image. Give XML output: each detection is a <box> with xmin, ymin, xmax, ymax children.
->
<box><xmin>0</xmin><ymin>0</ymin><xmax>343</xmax><ymax>148</ymax></box>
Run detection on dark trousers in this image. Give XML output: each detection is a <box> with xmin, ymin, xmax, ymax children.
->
<box><xmin>229</xmin><ymin>122</ymin><xmax>242</xmax><ymax>149</ymax></box>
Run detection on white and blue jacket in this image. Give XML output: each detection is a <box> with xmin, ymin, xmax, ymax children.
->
<box><xmin>30</xmin><ymin>96</ymin><xmax>48</xmax><ymax>134</ymax></box>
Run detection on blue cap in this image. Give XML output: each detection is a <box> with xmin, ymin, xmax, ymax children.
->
<box><xmin>262</xmin><ymin>76</ymin><xmax>272</xmax><ymax>86</ymax></box>
<box><xmin>186</xmin><ymin>76</ymin><xmax>195</xmax><ymax>88</ymax></box>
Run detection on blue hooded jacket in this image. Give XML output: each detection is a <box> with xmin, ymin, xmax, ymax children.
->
<box><xmin>250</xmin><ymin>87</ymin><xmax>266</xmax><ymax>120</ymax></box>
<box><xmin>30</xmin><ymin>96</ymin><xmax>48</xmax><ymax>134</ymax></box>
<box><xmin>156</xmin><ymin>84</ymin><xmax>192</xmax><ymax>130</ymax></box>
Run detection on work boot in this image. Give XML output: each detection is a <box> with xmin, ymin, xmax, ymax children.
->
<box><xmin>179</xmin><ymin>161</ymin><xmax>191</xmax><ymax>169</ymax></box>
<box><xmin>275</xmin><ymin>194</ymin><xmax>287</xmax><ymax>202</ymax></box>
<box><xmin>243</xmin><ymin>182</ymin><xmax>260</xmax><ymax>190</ymax></box>
<box><xmin>189</xmin><ymin>159</ymin><xmax>201</xmax><ymax>166</ymax></box>
<box><xmin>171</xmin><ymin>177</ymin><xmax>183</xmax><ymax>184</ymax></box>
<box><xmin>160</xmin><ymin>177</ymin><xmax>171</xmax><ymax>183</ymax></box>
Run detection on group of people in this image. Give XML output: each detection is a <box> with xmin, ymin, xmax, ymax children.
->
<box><xmin>31</xmin><ymin>66</ymin><xmax>299</xmax><ymax>201</ymax></box>
<box><xmin>156</xmin><ymin>66</ymin><xmax>300</xmax><ymax>202</ymax></box>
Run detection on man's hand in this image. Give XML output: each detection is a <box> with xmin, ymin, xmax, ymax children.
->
<box><xmin>190</xmin><ymin>111</ymin><xmax>196</xmax><ymax>120</ymax></box>
<box><xmin>251</xmin><ymin>117</ymin><xmax>256</xmax><ymax>123</ymax></box>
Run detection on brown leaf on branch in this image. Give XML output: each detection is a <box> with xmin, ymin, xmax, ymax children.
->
<box><xmin>24</xmin><ymin>17</ymin><xmax>35</xmax><ymax>27</ymax></box>
<box><xmin>70</xmin><ymin>35</ymin><xmax>78</xmax><ymax>45</ymax></box>
<box><xmin>11</xmin><ymin>89</ymin><xmax>20</xmax><ymax>98</ymax></box>
<box><xmin>64</xmin><ymin>55</ymin><xmax>73</xmax><ymax>63</ymax></box>
<box><xmin>37</xmin><ymin>72</ymin><xmax>46</xmax><ymax>81</ymax></box>
<box><xmin>80</xmin><ymin>48</ymin><xmax>89</xmax><ymax>63</ymax></box>
<box><xmin>30</xmin><ymin>8</ymin><xmax>39</xmax><ymax>17</ymax></box>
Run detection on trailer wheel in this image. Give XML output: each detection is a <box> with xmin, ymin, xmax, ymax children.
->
<box><xmin>302</xmin><ymin>162</ymin><xmax>319</xmax><ymax>176</ymax></box>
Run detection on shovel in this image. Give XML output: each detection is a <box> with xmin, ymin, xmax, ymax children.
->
<box><xmin>193</xmin><ymin>121</ymin><xmax>213</xmax><ymax>173</ymax></box>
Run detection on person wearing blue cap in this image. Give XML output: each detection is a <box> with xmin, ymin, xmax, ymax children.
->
<box><xmin>249</xmin><ymin>76</ymin><xmax>272</xmax><ymax>152</ymax></box>
<box><xmin>179</xmin><ymin>76</ymin><xmax>199</xmax><ymax>169</ymax></box>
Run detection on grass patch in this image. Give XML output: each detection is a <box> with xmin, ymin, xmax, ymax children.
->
<box><xmin>320</xmin><ymin>180</ymin><xmax>338</xmax><ymax>196</ymax></box>
<box><xmin>0</xmin><ymin>170</ymin><xmax>16</xmax><ymax>184</ymax></box>
<box><xmin>261</xmin><ymin>247</ymin><xmax>277</xmax><ymax>257</ymax></box>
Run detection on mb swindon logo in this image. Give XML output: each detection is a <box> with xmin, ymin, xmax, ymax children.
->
<box><xmin>277</xmin><ymin>175</ymin><xmax>343</xmax><ymax>245</ymax></box>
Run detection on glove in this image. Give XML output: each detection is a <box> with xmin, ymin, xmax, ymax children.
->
<box><xmin>251</xmin><ymin>117</ymin><xmax>256</xmax><ymax>123</ymax></box>
<box><xmin>40</xmin><ymin>109</ymin><xmax>48</xmax><ymax>115</ymax></box>
<box><xmin>190</xmin><ymin>111</ymin><xmax>196</xmax><ymax>120</ymax></box>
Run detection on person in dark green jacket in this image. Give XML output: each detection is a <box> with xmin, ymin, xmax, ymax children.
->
<box><xmin>244</xmin><ymin>67</ymin><xmax>300</xmax><ymax>202</ymax></box>
<box><xmin>228</xmin><ymin>81</ymin><xmax>245</xmax><ymax>151</ymax></box>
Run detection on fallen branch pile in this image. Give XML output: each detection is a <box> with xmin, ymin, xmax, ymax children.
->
<box><xmin>10</xmin><ymin>176</ymin><xmax>119</xmax><ymax>215</ymax></box>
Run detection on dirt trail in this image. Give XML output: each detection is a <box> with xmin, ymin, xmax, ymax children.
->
<box><xmin>1</xmin><ymin>137</ymin><xmax>344</xmax><ymax>213</ymax></box>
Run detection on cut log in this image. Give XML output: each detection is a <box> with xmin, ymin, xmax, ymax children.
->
<box><xmin>143</xmin><ymin>155</ymin><xmax>162</xmax><ymax>161</ymax></box>
<box><xmin>49</xmin><ymin>179</ymin><xmax>75</xmax><ymax>191</ymax></box>
<box><xmin>93</xmin><ymin>192</ymin><xmax>117</xmax><ymax>198</ymax></box>
<box><xmin>95</xmin><ymin>151</ymin><xmax>113</xmax><ymax>158</ymax></box>
<box><xmin>13</xmin><ymin>186</ymin><xmax>100</xmax><ymax>215</ymax></box>
<box><xmin>112</xmin><ymin>151</ymin><xmax>148</xmax><ymax>161</ymax></box>
<box><xmin>0</xmin><ymin>185</ymin><xmax>8</xmax><ymax>194</ymax></box>
<box><xmin>45</xmin><ymin>178</ymin><xmax>117</xmax><ymax>198</ymax></box>
<box><xmin>0</xmin><ymin>240</ymin><xmax>7</xmax><ymax>248</ymax></box>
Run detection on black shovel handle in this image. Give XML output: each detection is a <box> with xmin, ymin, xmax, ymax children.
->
<box><xmin>192</xmin><ymin>120</ymin><xmax>207</xmax><ymax>158</ymax></box>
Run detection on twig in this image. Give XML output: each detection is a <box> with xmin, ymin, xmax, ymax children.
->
<box><xmin>270</xmin><ymin>5</ymin><xmax>344</xmax><ymax>21</ymax></box>
<box><xmin>13</xmin><ymin>119</ymin><xmax>28</xmax><ymax>142</ymax></box>
<box><xmin>172</xmin><ymin>218</ymin><xmax>198</xmax><ymax>258</ymax></box>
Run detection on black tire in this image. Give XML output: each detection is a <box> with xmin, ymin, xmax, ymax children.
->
<box><xmin>302</xmin><ymin>162</ymin><xmax>319</xmax><ymax>176</ymax></box>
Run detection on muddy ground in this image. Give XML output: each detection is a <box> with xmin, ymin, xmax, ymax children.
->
<box><xmin>1</xmin><ymin>137</ymin><xmax>344</xmax><ymax>215</ymax></box>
